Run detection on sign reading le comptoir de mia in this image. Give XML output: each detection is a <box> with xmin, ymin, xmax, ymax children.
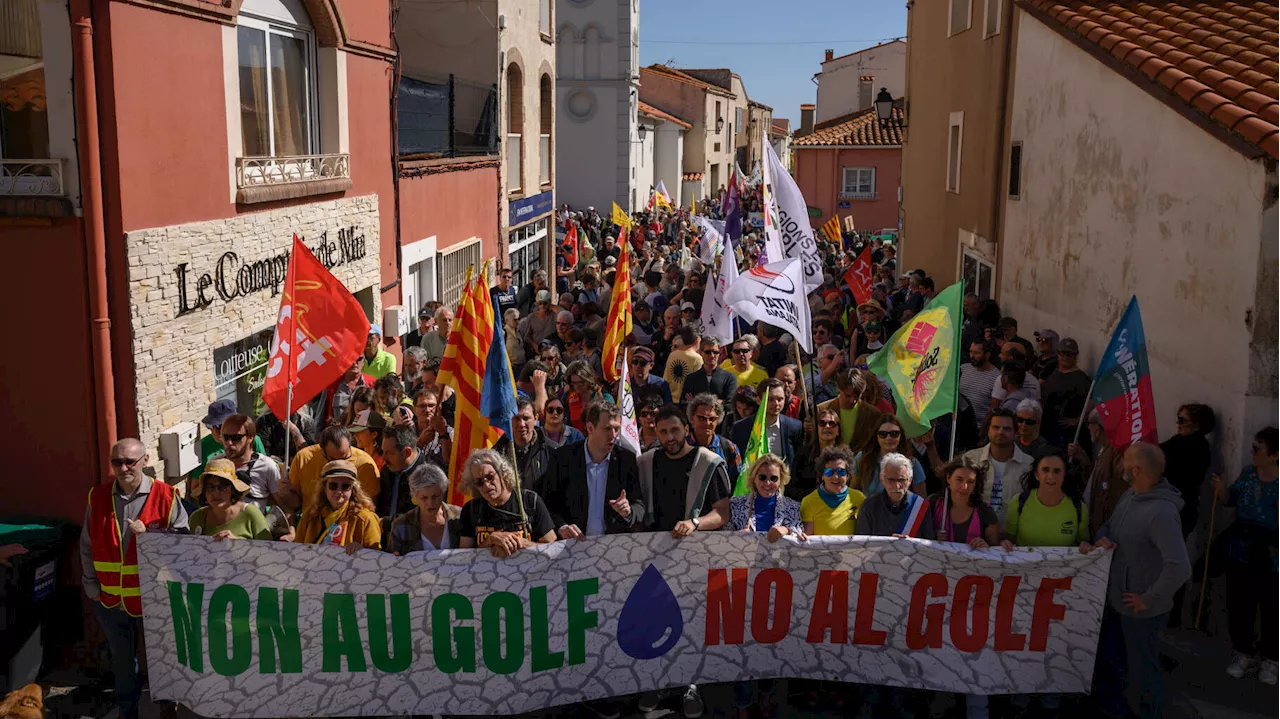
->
<box><xmin>171</xmin><ymin>226</ymin><xmax>367</xmax><ymax>316</ymax></box>
<box><xmin>137</xmin><ymin>533</ymin><xmax>1112</xmax><ymax>717</ymax></box>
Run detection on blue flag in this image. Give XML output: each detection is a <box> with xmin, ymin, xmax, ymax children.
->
<box><xmin>479</xmin><ymin>296</ymin><xmax>518</xmax><ymax>439</ymax></box>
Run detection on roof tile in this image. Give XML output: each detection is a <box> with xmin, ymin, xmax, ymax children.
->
<box><xmin>791</xmin><ymin>104</ymin><xmax>904</xmax><ymax>147</ymax></box>
<box><xmin>1026</xmin><ymin>0</ymin><xmax>1278</xmax><ymax>158</ymax></box>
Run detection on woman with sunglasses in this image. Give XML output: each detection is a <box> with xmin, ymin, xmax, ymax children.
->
<box><xmin>386</xmin><ymin>463</ymin><xmax>461</xmax><ymax>554</ymax></box>
<box><xmin>1013</xmin><ymin>399</ymin><xmax>1050</xmax><ymax>458</ymax></box>
<box><xmin>189</xmin><ymin>459</ymin><xmax>273</xmax><ymax>541</ymax></box>
<box><xmin>563</xmin><ymin>360</ymin><xmax>612</xmax><ymax>429</ymax></box>
<box><xmin>295</xmin><ymin>459</ymin><xmax>382</xmax><ymax>551</ymax></box>
<box><xmin>801</xmin><ymin>448</ymin><xmax>865</xmax><ymax>536</ymax></box>
<box><xmin>540</xmin><ymin>397</ymin><xmax>584</xmax><ymax>448</ymax></box>
<box><xmin>853</xmin><ymin>417</ymin><xmax>926</xmax><ymax>496</ymax></box>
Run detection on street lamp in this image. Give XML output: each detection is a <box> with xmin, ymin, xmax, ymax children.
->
<box><xmin>637</xmin><ymin>124</ymin><xmax>647</xmax><ymax>141</ymax></box>
<box><xmin>874</xmin><ymin>87</ymin><xmax>896</xmax><ymax>128</ymax></box>
<box><xmin>715</xmin><ymin>116</ymin><xmax>725</xmax><ymax>133</ymax></box>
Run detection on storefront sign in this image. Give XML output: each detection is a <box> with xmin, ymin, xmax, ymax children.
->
<box><xmin>508</xmin><ymin>190</ymin><xmax>554</xmax><ymax>228</ymax></box>
<box><xmin>138</xmin><ymin>533</ymin><xmax>1111</xmax><ymax>717</ymax></box>
<box><xmin>212</xmin><ymin>327</ymin><xmax>274</xmax><ymax>417</ymax></box>
<box><xmin>173</xmin><ymin>226</ymin><xmax>367</xmax><ymax>316</ymax></box>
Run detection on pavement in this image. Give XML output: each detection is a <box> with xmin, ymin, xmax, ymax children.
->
<box><xmin>29</xmin><ymin>627</ymin><xmax>1278</xmax><ymax>719</ymax></box>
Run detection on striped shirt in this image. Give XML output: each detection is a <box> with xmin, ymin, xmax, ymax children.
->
<box><xmin>959</xmin><ymin>364</ymin><xmax>1001</xmax><ymax>427</ymax></box>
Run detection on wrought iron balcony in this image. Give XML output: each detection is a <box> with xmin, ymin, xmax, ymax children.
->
<box><xmin>236</xmin><ymin>153</ymin><xmax>350</xmax><ymax>189</ymax></box>
<box><xmin>1</xmin><ymin>158</ymin><xmax>65</xmax><ymax>196</ymax></box>
<box><xmin>838</xmin><ymin>190</ymin><xmax>878</xmax><ymax>200</ymax></box>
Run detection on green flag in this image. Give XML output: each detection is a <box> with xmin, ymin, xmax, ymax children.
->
<box><xmin>866</xmin><ymin>282</ymin><xmax>964</xmax><ymax>438</ymax></box>
<box><xmin>736</xmin><ymin>396</ymin><xmax>771</xmax><ymax>495</ymax></box>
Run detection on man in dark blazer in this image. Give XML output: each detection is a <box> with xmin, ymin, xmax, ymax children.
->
<box><xmin>540</xmin><ymin>401</ymin><xmax>645</xmax><ymax>537</ymax></box>
<box><xmin>731</xmin><ymin>379</ymin><xmax>805</xmax><ymax>475</ymax></box>
<box><xmin>680</xmin><ymin>337</ymin><xmax>738</xmax><ymax>433</ymax></box>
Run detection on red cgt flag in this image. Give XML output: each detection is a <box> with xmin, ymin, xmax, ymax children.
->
<box><xmin>261</xmin><ymin>234</ymin><xmax>371</xmax><ymax>420</ymax></box>
<box><xmin>843</xmin><ymin>248</ymin><xmax>874</xmax><ymax>306</ymax></box>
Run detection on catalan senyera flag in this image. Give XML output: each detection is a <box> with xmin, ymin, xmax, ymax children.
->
<box><xmin>611</xmin><ymin>201</ymin><xmax>632</xmax><ymax>233</ymax></box>
<box><xmin>444</xmin><ymin>263</ymin><xmax>505</xmax><ymax>506</ymax></box>
<box><xmin>435</xmin><ymin>266</ymin><xmax>474</xmax><ymax>389</ymax></box>
<box><xmin>820</xmin><ymin>215</ymin><xmax>842</xmax><ymax>244</ymax></box>
<box><xmin>601</xmin><ymin>234</ymin><xmax>632</xmax><ymax>383</ymax></box>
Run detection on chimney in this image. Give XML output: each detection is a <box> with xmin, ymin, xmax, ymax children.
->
<box><xmin>799</xmin><ymin>104</ymin><xmax>815</xmax><ymax>136</ymax></box>
<box><xmin>824</xmin><ymin>49</ymin><xmax>834</xmax><ymax>62</ymax></box>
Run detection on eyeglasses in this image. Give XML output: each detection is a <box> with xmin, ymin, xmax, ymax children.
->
<box><xmin>222</xmin><ymin>433</ymin><xmax>246</xmax><ymax>443</ymax></box>
<box><xmin>732</xmin><ymin>348</ymin><xmax>751</xmax><ymax>355</ymax></box>
<box><xmin>476</xmin><ymin>473</ymin><xmax>501</xmax><ymax>487</ymax></box>
<box><xmin>1175</xmin><ymin>416</ymin><xmax>1189</xmax><ymax>426</ymax></box>
<box><xmin>756</xmin><ymin>474</ymin><xmax>781</xmax><ymax>484</ymax></box>
<box><xmin>110</xmin><ymin>456</ymin><xmax>143</xmax><ymax>468</ymax></box>
<box><xmin>326</xmin><ymin>481</ymin><xmax>354</xmax><ymax>492</ymax></box>
<box><xmin>877</xmin><ymin>430</ymin><xmax>902</xmax><ymax>439</ymax></box>
<box><xmin>545</xmin><ymin>406</ymin><xmax>565</xmax><ymax>415</ymax></box>
<box><xmin>823</xmin><ymin>467</ymin><xmax>849</xmax><ymax>478</ymax></box>
<box><xmin>818</xmin><ymin>420</ymin><xmax>839</xmax><ymax>428</ymax></box>
<box><xmin>1015</xmin><ymin>417</ymin><xmax>1038</xmax><ymax>426</ymax></box>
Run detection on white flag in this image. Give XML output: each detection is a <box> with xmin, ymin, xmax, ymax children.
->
<box><xmin>763</xmin><ymin>142</ymin><xmax>823</xmax><ymax>292</ymax></box>
<box><xmin>616</xmin><ymin>351</ymin><xmax>641</xmax><ymax>455</ymax></box>
<box><xmin>759</xmin><ymin>152</ymin><xmax>786</xmax><ymax>263</ymax></box>
<box><xmin>655</xmin><ymin>179</ymin><xmax>671</xmax><ymax>205</ymax></box>
<box><xmin>691</xmin><ymin>215</ymin><xmax>725</xmax><ymax>266</ymax></box>
<box><xmin>724</xmin><ymin>257</ymin><xmax>813</xmax><ymax>354</ymax></box>
<box><xmin>699</xmin><ymin>232</ymin><xmax>739</xmax><ymax>346</ymax></box>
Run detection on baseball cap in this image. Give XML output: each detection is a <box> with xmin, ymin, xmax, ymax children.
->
<box><xmin>201</xmin><ymin>458</ymin><xmax>250</xmax><ymax>494</ymax></box>
<box><xmin>1059</xmin><ymin>338</ymin><xmax>1080</xmax><ymax>354</ymax></box>
<box><xmin>680</xmin><ymin>301</ymin><xmax>696</xmax><ymax>312</ymax></box>
<box><xmin>536</xmin><ymin>289</ymin><xmax>552</xmax><ymax>302</ymax></box>
<box><xmin>604</xmin><ymin>256</ymin><xmax>617</xmax><ymax>267</ymax></box>
<box><xmin>369</xmin><ymin>324</ymin><xmax>383</xmax><ymax>336</ymax></box>
<box><xmin>1034</xmin><ymin>329</ymin><xmax>1060</xmax><ymax>343</ymax></box>
<box><xmin>631</xmin><ymin>346</ymin><xmax>655</xmax><ymax>365</ymax></box>
<box><xmin>348</xmin><ymin>408</ymin><xmax>387</xmax><ymax>433</ymax></box>
<box><xmin>418</xmin><ymin>307</ymin><xmax>431</xmax><ymax>320</ymax></box>
<box><xmin>202</xmin><ymin>399</ymin><xmax>238</xmax><ymax>428</ymax></box>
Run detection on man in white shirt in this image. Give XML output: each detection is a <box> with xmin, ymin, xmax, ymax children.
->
<box><xmin>989</xmin><ymin>344</ymin><xmax>1040</xmax><ymax>412</ymax></box>
<box><xmin>960</xmin><ymin>408</ymin><xmax>1032</xmax><ymax>521</ymax></box>
<box><xmin>959</xmin><ymin>340</ymin><xmax>1001</xmax><ymax>431</ymax></box>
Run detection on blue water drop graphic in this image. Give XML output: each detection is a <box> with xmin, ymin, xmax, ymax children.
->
<box><xmin>616</xmin><ymin>564</ymin><xmax>684</xmax><ymax>659</ymax></box>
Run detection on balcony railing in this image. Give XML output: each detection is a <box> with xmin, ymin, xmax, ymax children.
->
<box><xmin>507</xmin><ymin>133</ymin><xmax>522</xmax><ymax>193</ymax></box>
<box><xmin>539</xmin><ymin>133</ymin><xmax>550</xmax><ymax>186</ymax></box>
<box><xmin>838</xmin><ymin>190</ymin><xmax>878</xmax><ymax>200</ymax></box>
<box><xmin>237</xmin><ymin>153</ymin><xmax>350</xmax><ymax>189</ymax></box>
<box><xmin>398</xmin><ymin>73</ymin><xmax>499</xmax><ymax>159</ymax></box>
<box><xmin>0</xmin><ymin>158</ymin><xmax>65</xmax><ymax>196</ymax></box>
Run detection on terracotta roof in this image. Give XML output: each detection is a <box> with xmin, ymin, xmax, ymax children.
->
<box><xmin>1020</xmin><ymin>0</ymin><xmax>1278</xmax><ymax>160</ymax></box>
<box><xmin>859</xmin><ymin>75</ymin><xmax>875</xmax><ymax>82</ymax></box>
<box><xmin>638</xmin><ymin>100</ymin><xmax>692</xmax><ymax>129</ymax></box>
<box><xmin>821</xmin><ymin>39</ymin><xmax>907</xmax><ymax>66</ymax></box>
<box><xmin>641</xmin><ymin>65</ymin><xmax>734</xmax><ymax>97</ymax></box>
<box><xmin>682</xmin><ymin>172</ymin><xmax>704</xmax><ymax>181</ymax></box>
<box><xmin>792</xmin><ymin>105</ymin><xmax>904</xmax><ymax>147</ymax></box>
<box><xmin>771</xmin><ymin>118</ymin><xmax>791</xmax><ymax>137</ymax></box>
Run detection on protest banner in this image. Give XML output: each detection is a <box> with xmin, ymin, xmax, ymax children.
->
<box><xmin>724</xmin><ymin>258</ymin><xmax>813</xmax><ymax>353</ymax></box>
<box><xmin>138</xmin><ymin>532</ymin><xmax>1112</xmax><ymax>717</ymax></box>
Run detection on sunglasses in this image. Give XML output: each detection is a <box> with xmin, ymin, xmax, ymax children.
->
<box><xmin>823</xmin><ymin>467</ymin><xmax>849</xmax><ymax>478</ymax></box>
<box><xmin>110</xmin><ymin>456</ymin><xmax>143</xmax><ymax>468</ymax></box>
<box><xmin>756</xmin><ymin>474</ymin><xmax>781</xmax><ymax>483</ymax></box>
<box><xmin>818</xmin><ymin>420</ymin><xmax>839</xmax><ymax>428</ymax></box>
<box><xmin>877</xmin><ymin>430</ymin><xmax>902</xmax><ymax>439</ymax></box>
<box><xmin>732</xmin><ymin>348</ymin><xmax>751</xmax><ymax>355</ymax></box>
<box><xmin>1175</xmin><ymin>416</ymin><xmax>1190</xmax><ymax>425</ymax></box>
<box><xmin>222</xmin><ymin>433</ymin><xmax>246</xmax><ymax>443</ymax></box>
<box><xmin>326</xmin><ymin>481</ymin><xmax>354</xmax><ymax>492</ymax></box>
<box><xmin>545</xmin><ymin>406</ymin><xmax>565</xmax><ymax>415</ymax></box>
<box><xmin>1015</xmin><ymin>417</ymin><xmax>1038</xmax><ymax>426</ymax></box>
<box><xmin>204</xmin><ymin>481</ymin><xmax>232</xmax><ymax>493</ymax></box>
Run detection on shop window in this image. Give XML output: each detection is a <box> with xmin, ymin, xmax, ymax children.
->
<box><xmin>508</xmin><ymin>219</ymin><xmax>547</xmax><ymax>290</ymax></box>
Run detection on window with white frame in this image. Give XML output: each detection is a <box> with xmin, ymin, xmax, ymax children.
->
<box><xmin>0</xmin><ymin>0</ymin><xmax>63</xmax><ymax>198</ymax></box>
<box><xmin>841</xmin><ymin>167</ymin><xmax>876</xmax><ymax>199</ymax></box>
<box><xmin>984</xmin><ymin>0</ymin><xmax>1001</xmax><ymax>37</ymax></box>
<box><xmin>237</xmin><ymin>10</ymin><xmax>317</xmax><ymax>158</ymax></box>
<box><xmin>539</xmin><ymin>0</ymin><xmax>552</xmax><ymax>37</ymax></box>
<box><xmin>961</xmin><ymin>247</ymin><xmax>994</xmax><ymax>300</ymax></box>
<box><xmin>949</xmin><ymin>0</ymin><xmax>972</xmax><ymax>36</ymax></box>
<box><xmin>946</xmin><ymin>111</ymin><xmax>963</xmax><ymax>193</ymax></box>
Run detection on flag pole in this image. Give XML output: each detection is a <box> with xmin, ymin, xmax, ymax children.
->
<box><xmin>791</xmin><ymin>339</ymin><xmax>815</xmax><ymax>440</ymax></box>
<box><xmin>1070</xmin><ymin>376</ymin><xmax>1099</xmax><ymax>447</ymax></box>
<box><xmin>282</xmin><ymin>239</ymin><xmax>298</xmax><ymax>496</ymax></box>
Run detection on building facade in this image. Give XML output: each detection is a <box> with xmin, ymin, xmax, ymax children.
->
<box><xmin>999</xmin><ymin>0</ymin><xmax>1277</xmax><ymax>477</ymax></box>
<box><xmin>815</xmin><ymin>40</ymin><xmax>907</xmax><ymax>124</ymax></box>
<box><xmin>900</xmin><ymin>0</ymin><xmax>1015</xmax><ymax>295</ymax></box>
<box><xmin>3</xmin><ymin>0</ymin><xmax>396</xmax><ymax>521</ymax></box>
<box><xmin>639</xmin><ymin>65</ymin><xmax>733</xmax><ymax>200</ymax></box>
<box><xmin>792</xmin><ymin>107</ymin><xmax>903</xmax><ymax>237</ymax></box>
<box><xmin>555</xmin><ymin>0</ymin><xmax>641</xmax><ymax>211</ymax></box>
<box><xmin>639</xmin><ymin>100</ymin><xmax>689</xmax><ymax>209</ymax></box>
<box><xmin>770</xmin><ymin>119</ymin><xmax>792</xmax><ymax>171</ymax></box>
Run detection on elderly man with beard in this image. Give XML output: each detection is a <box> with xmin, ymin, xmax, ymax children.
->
<box><xmin>854</xmin><ymin>452</ymin><xmax>935</xmax><ymax>538</ymax></box>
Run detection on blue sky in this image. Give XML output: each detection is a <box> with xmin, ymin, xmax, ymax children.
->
<box><xmin>638</xmin><ymin>0</ymin><xmax>907</xmax><ymax>123</ymax></box>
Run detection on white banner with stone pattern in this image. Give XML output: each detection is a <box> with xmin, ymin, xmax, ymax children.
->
<box><xmin>137</xmin><ymin>532</ymin><xmax>1112</xmax><ymax>717</ymax></box>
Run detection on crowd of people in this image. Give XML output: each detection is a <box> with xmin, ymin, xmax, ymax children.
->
<box><xmin>76</xmin><ymin>197</ymin><xmax>1277</xmax><ymax>719</ymax></box>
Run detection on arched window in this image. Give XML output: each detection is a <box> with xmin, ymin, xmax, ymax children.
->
<box><xmin>540</xmin><ymin>74</ymin><xmax>552</xmax><ymax>186</ymax></box>
<box><xmin>506</xmin><ymin>63</ymin><xmax>523</xmax><ymax>193</ymax></box>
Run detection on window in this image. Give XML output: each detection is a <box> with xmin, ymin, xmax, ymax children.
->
<box><xmin>714</xmin><ymin>142</ymin><xmax>721</xmax><ymax>152</ymax></box>
<box><xmin>508</xmin><ymin>219</ymin><xmax>547</xmax><ymax>289</ymax></box>
<box><xmin>439</xmin><ymin>240</ymin><xmax>483</xmax><ymax>309</ymax></box>
<box><xmin>735</xmin><ymin>107</ymin><xmax>743</xmax><ymax>134</ymax></box>
<box><xmin>984</xmin><ymin>0</ymin><xmax>1002</xmax><ymax>37</ymax></box>
<box><xmin>946</xmin><ymin>111</ymin><xmax>963</xmax><ymax>193</ymax></box>
<box><xmin>949</xmin><ymin>0</ymin><xmax>972</xmax><ymax>36</ymax></box>
<box><xmin>840</xmin><ymin>167</ymin><xmax>876</xmax><ymax>199</ymax></box>
<box><xmin>238</xmin><ymin>14</ymin><xmax>317</xmax><ymax>157</ymax></box>
<box><xmin>0</xmin><ymin>0</ymin><xmax>60</xmax><ymax>197</ymax></box>
<box><xmin>539</xmin><ymin>75</ymin><xmax>552</xmax><ymax>186</ymax></box>
<box><xmin>962</xmin><ymin>248</ymin><xmax>994</xmax><ymax>301</ymax></box>
<box><xmin>1008</xmin><ymin>141</ymin><xmax>1022</xmax><ymax>200</ymax></box>
<box><xmin>539</xmin><ymin>0</ymin><xmax>552</xmax><ymax>38</ymax></box>
<box><xmin>507</xmin><ymin>63</ymin><xmax>523</xmax><ymax>194</ymax></box>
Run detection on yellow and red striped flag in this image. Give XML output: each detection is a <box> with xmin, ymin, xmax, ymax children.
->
<box><xmin>601</xmin><ymin>235</ymin><xmax>632</xmax><ymax>383</ymax></box>
<box><xmin>820</xmin><ymin>214</ymin><xmax>842</xmax><ymax>244</ymax></box>
<box><xmin>436</xmin><ymin>265</ymin><xmax>474</xmax><ymax>388</ymax></box>
<box><xmin>444</xmin><ymin>262</ymin><xmax>504</xmax><ymax>506</ymax></box>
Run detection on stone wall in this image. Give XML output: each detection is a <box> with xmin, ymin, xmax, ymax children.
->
<box><xmin>125</xmin><ymin>195</ymin><xmax>381</xmax><ymax>469</ymax></box>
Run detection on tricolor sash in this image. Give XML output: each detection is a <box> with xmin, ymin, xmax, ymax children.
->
<box><xmin>896</xmin><ymin>493</ymin><xmax>928</xmax><ymax>537</ymax></box>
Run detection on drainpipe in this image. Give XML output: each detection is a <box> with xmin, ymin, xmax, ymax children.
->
<box><xmin>74</xmin><ymin>17</ymin><xmax>118</xmax><ymax>471</ymax></box>
<box><xmin>988</xmin><ymin>6</ymin><xmax>1016</xmax><ymax>298</ymax></box>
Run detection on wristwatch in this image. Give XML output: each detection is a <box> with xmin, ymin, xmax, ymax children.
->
<box><xmin>691</xmin><ymin>517</ymin><xmax>701</xmax><ymax>529</ymax></box>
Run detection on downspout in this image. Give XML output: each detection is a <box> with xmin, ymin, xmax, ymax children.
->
<box><xmin>74</xmin><ymin>17</ymin><xmax>117</xmax><ymax>470</ymax></box>
<box><xmin>988</xmin><ymin>5</ymin><xmax>1016</xmax><ymax>298</ymax></box>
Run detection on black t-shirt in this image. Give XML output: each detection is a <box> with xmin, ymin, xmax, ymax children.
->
<box><xmin>1041</xmin><ymin>368</ymin><xmax>1091</xmax><ymax>441</ymax></box>
<box><xmin>459</xmin><ymin>489</ymin><xmax>555</xmax><ymax>546</ymax></box>
<box><xmin>491</xmin><ymin>286</ymin><xmax>518</xmax><ymax>318</ymax></box>
<box><xmin>650</xmin><ymin>450</ymin><xmax>730</xmax><ymax>532</ymax></box>
<box><xmin>757</xmin><ymin>339</ymin><xmax>789</xmax><ymax>378</ymax></box>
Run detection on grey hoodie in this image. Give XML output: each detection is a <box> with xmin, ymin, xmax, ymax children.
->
<box><xmin>1097</xmin><ymin>479</ymin><xmax>1191</xmax><ymax>618</ymax></box>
